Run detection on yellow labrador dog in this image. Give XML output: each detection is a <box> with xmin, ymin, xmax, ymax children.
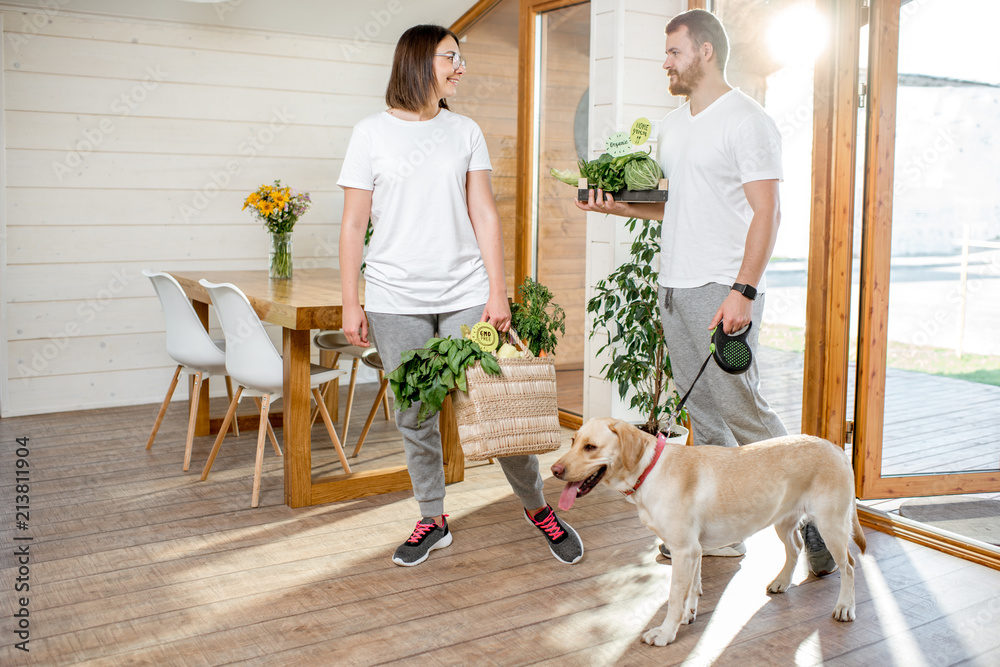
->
<box><xmin>551</xmin><ymin>418</ymin><xmax>866</xmax><ymax>646</ymax></box>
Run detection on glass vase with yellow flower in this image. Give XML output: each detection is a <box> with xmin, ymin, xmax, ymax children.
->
<box><xmin>243</xmin><ymin>180</ymin><xmax>312</xmax><ymax>279</ymax></box>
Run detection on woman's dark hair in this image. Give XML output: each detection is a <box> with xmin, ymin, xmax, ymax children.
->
<box><xmin>386</xmin><ymin>24</ymin><xmax>460</xmax><ymax>112</ymax></box>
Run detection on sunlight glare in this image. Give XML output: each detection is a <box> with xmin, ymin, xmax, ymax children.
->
<box><xmin>681</xmin><ymin>529</ymin><xmax>786</xmax><ymax>666</ymax></box>
<box><xmin>863</xmin><ymin>556</ymin><xmax>932</xmax><ymax>667</ymax></box>
<box><xmin>795</xmin><ymin>629</ymin><xmax>823</xmax><ymax>665</ymax></box>
<box><xmin>768</xmin><ymin>4</ymin><xmax>829</xmax><ymax>68</ymax></box>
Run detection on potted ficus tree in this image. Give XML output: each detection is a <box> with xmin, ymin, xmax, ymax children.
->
<box><xmin>587</xmin><ymin>217</ymin><xmax>687</xmax><ymax>439</ymax></box>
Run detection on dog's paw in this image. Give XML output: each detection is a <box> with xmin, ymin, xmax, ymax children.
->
<box><xmin>832</xmin><ymin>603</ymin><xmax>856</xmax><ymax>622</ymax></box>
<box><xmin>767</xmin><ymin>577</ymin><xmax>790</xmax><ymax>594</ymax></box>
<box><xmin>642</xmin><ymin>625</ymin><xmax>679</xmax><ymax>646</ymax></box>
<box><xmin>683</xmin><ymin>607</ymin><xmax>697</xmax><ymax>624</ymax></box>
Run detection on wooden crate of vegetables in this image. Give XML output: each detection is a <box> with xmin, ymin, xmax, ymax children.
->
<box><xmin>551</xmin><ymin>148</ymin><xmax>668</xmax><ymax>203</ymax></box>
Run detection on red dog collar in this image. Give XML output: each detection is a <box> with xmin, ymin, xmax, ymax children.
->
<box><xmin>622</xmin><ymin>432</ymin><xmax>666</xmax><ymax>497</ymax></box>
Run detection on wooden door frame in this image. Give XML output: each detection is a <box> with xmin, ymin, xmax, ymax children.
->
<box><xmin>452</xmin><ymin>0</ymin><xmax>506</xmax><ymax>34</ymax></box>
<box><xmin>455</xmin><ymin>0</ymin><xmax>585</xmax><ymax>291</ymax></box>
<box><xmin>852</xmin><ymin>0</ymin><xmax>1000</xmax><ymax>498</ymax></box>
<box><xmin>513</xmin><ymin>0</ymin><xmax>588</xmax><ymax>285</ymax></box>
<box><xmin>800</xmin><ymin>0</ymin><xmax>861</xmax><ymax>449</ymax></box>
<box><xmin>808</xmin><ymin>0</ymin><xmax>999</xmax><ymax>568</ymax></box>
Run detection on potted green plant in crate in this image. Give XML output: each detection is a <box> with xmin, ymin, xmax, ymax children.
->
<box><xmin>588</xmin><ymin>217</ymin><xmax>686</xmax><ymax>438</ymax></box>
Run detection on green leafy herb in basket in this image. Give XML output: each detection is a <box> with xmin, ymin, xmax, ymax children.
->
<box><xmin>386</xmin><ymin>336</ymin><xmax>501</xmax><ymax>425</ymax></box>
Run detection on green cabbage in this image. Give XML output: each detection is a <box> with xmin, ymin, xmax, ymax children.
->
<box><xmin>623</xmin><ymin>157</ymin><xmax>664</xmax><ymax>191</ymax></box>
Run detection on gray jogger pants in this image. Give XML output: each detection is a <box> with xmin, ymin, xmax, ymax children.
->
<box><xmin>658</xmin><ymin>283</ymin><xmax>787</xmax><ymax>447</ymax></box>
<box><xmin>366</xmin><ymin>306</ymin><xmax>547</xmax><ymax>518</ymax></box>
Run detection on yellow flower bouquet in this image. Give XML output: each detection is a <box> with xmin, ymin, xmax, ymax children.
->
<box><xmin>243</xmin><ymin>180</ymin><xmax>311</xmax><ymax>279</ymax></box>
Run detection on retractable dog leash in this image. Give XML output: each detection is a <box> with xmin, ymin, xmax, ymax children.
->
<box><xmin>664</xmin><ymin>321</ymin><xmax>754</xmax><ymax>427</ymax></box>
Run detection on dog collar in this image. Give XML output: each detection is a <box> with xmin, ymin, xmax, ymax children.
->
<box><xmin>622</xmin><ymin>433</ymin><xmax>666</xmax><ymax>497</ymax></box>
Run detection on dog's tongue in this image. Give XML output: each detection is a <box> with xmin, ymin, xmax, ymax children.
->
<box><xmin>558</xmin><ymin>481</ymin><xmax>583</xmax><ymax>511</ymax></box>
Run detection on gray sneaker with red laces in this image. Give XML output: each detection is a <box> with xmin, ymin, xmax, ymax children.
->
<box><xmin>392</xmin><ymin>516</ymin><xmax>452</xmax><ymax>567</ymax></box>
<box><xmin>525</xmin><ymin>505</ymin><xmax>583</xmax><ymax>564</ymax></box>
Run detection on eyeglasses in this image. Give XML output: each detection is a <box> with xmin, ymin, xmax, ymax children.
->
<box><xmin>434</xmin><ymin>52</ymin><xmax>467</xmax><ymax>71</ymax></box>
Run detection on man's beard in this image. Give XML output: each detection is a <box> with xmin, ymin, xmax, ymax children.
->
<box><xmin>668</xmin><ymin>59</ymin><xmax>705</xmax><ymax>97</ymax></box>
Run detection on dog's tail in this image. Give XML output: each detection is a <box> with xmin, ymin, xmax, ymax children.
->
<box><xmin>851</xmin><ymin>499</ymin><xmax>867</xmax><ymax>553</ymax></box>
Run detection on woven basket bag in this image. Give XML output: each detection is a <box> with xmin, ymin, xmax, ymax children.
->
<box><xmin>451</xmin><ymin>338</ymin><xmax>562</xmax><ymax>460</ymax></box>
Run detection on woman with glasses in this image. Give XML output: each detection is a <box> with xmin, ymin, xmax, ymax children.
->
<box><xmin>338</xmin><ymin>24</ymin><xmax>583</xmax><ymax>568</ymax></box>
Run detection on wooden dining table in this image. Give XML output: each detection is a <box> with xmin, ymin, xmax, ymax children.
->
<box><xmin>171</xmin><ymin>268</ymin><xmax>464</xmax><ymax>508</ymax></box>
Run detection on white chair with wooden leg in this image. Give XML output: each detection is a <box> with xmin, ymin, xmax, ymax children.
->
<box><xmin>312</xmin><ymin>330</ymin><xmax>390</xmax><ymax>442</ymax></box>
<box><xmin>352</xmin><ymin>347</ymin><xmax>392</xmax><ymax>458</ymax></box>
<box><xmin>143</xmin><ymin>270</ymin><xmax>238</xmax><ymax>472</ymax></box>
<box><xmin>197</xmin><ymin>280</ymin><xmax>350</xmax><ymax>507</ymax></box>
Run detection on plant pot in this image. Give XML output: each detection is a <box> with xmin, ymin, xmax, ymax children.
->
<box><xmin>636</xmin><ymin>422</ymin><xmax>689</xmax><ymax>445</ymax></box>
<box><xmin>661</xmin><ymin>424</ymin><xmax>688</xmax><ymax>445</ymax></box>
<box><xmin>269</xmin><ymin>231</ymin><xmax>292</xmax><ymax>280</ymax></box>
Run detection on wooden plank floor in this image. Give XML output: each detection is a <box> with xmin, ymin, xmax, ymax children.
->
<box><xmin>3</xmin><ymin>384</ymin><xmax>1000</xmax><ymax>665</ymax></box>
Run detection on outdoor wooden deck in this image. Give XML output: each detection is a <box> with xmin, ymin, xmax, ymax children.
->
<box><xmin>560</xmin><ymin>346</ymin><xmax>1000</xmax><ymax>477</ymax></box>
<box><xmin>2</xmin><ymin>375</ymin><xmax>1000</xmax><ymax>665</ymax></box>
<box><xmin>757</xmin><ymin>347</ymin><xmax>1000</xmax><ymax>477</ymax></box>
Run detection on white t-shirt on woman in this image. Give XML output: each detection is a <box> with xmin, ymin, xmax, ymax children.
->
<box><xmin>655</xmin><ymin>88</ymin><xmax>783</xmax><ymax>292</ymax></box>
<box><xmin>338</xmin><ymin>109</ymin><xmax>493</xmax><ymax>314</ymax></box>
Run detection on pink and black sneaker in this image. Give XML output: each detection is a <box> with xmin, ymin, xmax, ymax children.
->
<box><xmin>525</xmin><ymin>505</ymin><xmax>583</xmax><ymax>564</ymax></box>
<box><xmin>392</xmin><ymin>515</ymin><xmax>452</xmax><ymax>567</ymax></box>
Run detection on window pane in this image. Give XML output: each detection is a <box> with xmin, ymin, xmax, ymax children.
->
<box><xmin>880</xmin><ymin>0</ymin><xmax>1000</xmax><ymax>476</ymax></box>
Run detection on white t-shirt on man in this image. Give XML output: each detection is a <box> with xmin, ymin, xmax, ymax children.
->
<box><xmin>337</xmin><ymin>109</ymin><xmax>493</xmax><ymax>314</ymax></box>
<box><xmin>655</xmin><ymin>88</ymin><xmax>783</xmax><ymax>292</ymax></box>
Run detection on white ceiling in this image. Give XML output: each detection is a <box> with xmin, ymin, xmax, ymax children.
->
<box><xmin>13</xmin><ymin>0</ymin><xmax>481</xmax><ymax>42</ymax></box>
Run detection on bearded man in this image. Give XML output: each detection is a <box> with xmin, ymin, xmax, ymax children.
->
<box><xmin>576</xmin><ymin>9</ymin><xmax>837</xmax><ymax>575</ymax></box>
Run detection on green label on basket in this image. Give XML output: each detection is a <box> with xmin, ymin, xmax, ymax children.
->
<box><xmin>630</xmin><ymin>117</ymin><xmax>651</xmax><ymax>146</ymax></box>
<box><xmin>606</xmin><ymin>131</ymin><xmax>632</xmax><ymax>157</ymax></box>
<box><xmin>470</xmin><ymin>322</ymin><xmax>499</xmax><ymax>352</ymax></box>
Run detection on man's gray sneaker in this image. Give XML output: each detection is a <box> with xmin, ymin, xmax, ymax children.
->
<box><xmin>526</xmin><ymin>505</ymin><xmax>583</xmax><ymax>564</ymax></box>
<box><xmin>801</xmin><ymin>521</ymin><xmax>838</xmax><ymax>576</ymax></box>
<box><xmin>392</xmin><ymin>516</ymin><xmax>452</xmax><ymax>567</ymax></box>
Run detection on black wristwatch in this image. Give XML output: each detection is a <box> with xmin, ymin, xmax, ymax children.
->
<box><xmin>731</xmin><ymin>282</ymin><xmax>757</xmax><ymax>301</ymax></box>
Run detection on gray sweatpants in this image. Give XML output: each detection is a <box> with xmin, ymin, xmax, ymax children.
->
<box><xmin>366</xmin><ymin>305</ymin><xmax>547</xmax><ymax>518</ymax></box>
<box><xmin>658</xmin><ymin>283</ymin><xmax>787</xmax><ymax>447</ymax></box>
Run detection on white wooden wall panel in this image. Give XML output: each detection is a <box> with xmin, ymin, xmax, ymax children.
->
<box><xmin>583</xmin><ymin>0</ymin><xmax>685</xmax><ymax>423</ymax></box>
<box><xmin>8</xmin><ymin>151</ymin><xmax>341</xmax><ymax>190</ymax></box>
<box><xmin>6</xmin><ymin>111</ymin><xmax>352</xmax><ymax>158</ymax></box>
<box><xmin>0</xmin><ymin>10</ymin><xmax>399</xmax><ymax>62</ymax></box>
<box><xmin>8</xmin><ymin>299</ymin><xmax>166</xmax><ymax>340</ymax></box>
<box><xmin>4</xmin><ymin>72</ymin><xmax>380</xmax><ymax>124</ymax></box>
<box><xmin>6</xmin><ymin>189</ymin><xmax>344</xmax><ymax>226</ymax></box>
<box><xmin>8</xmin><ymin>34</ymin><xmax>388</xmax><ymax>97</ymax></box>
<box><xmin>9</xmin><ymin>221</ymin><xmax>339</xmax><ymax>264</ymax></box>
<box><xmin>0</xmin><ymin>5</ymin><xmax>390</xmax><ymax>416</ymax></box>
<box><xmin>0</xmin><ymin>13</ymin><xmax>8</xmax><ymax>415</ymax></box>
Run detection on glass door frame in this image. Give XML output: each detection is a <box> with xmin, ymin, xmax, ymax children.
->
<box><xmin>850</xmin><ymin>0</ymin><xmax>1000</xmax><ymax>499</ymax></box>
<box><xmin>793</xmin><ymin>0</ymin><xmax>1000</xmax><ymax>568</ymax></box>
<box><xmin>513</xmin><ymin>0</ymin><xmax>588</xmax><ymax>285</ymax></box>
<box><xmin>514</xmin><ymin>0</ymin><xmax>589</xmax><ymax>427</ymax></box>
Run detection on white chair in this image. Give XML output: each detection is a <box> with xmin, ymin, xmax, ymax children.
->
<box><xmin>143</xmin><ymin>270</ymin><xmax>238</xmax><ymax>472</ymax></box>
<box><xmin>312</xmin><ymin>330</ymin><xmax>391</xmax><ymax>442</ymax></box>
<box><xmin>198</xmin><ymin>279</ymin><xmax>351</xmax><ymax>507</ymax></box>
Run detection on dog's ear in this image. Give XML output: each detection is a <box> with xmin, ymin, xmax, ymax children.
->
<box><xmin>608</xmin><ymin>420</ymin><xmax>645</xmax><ymax>471</ymax></box>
